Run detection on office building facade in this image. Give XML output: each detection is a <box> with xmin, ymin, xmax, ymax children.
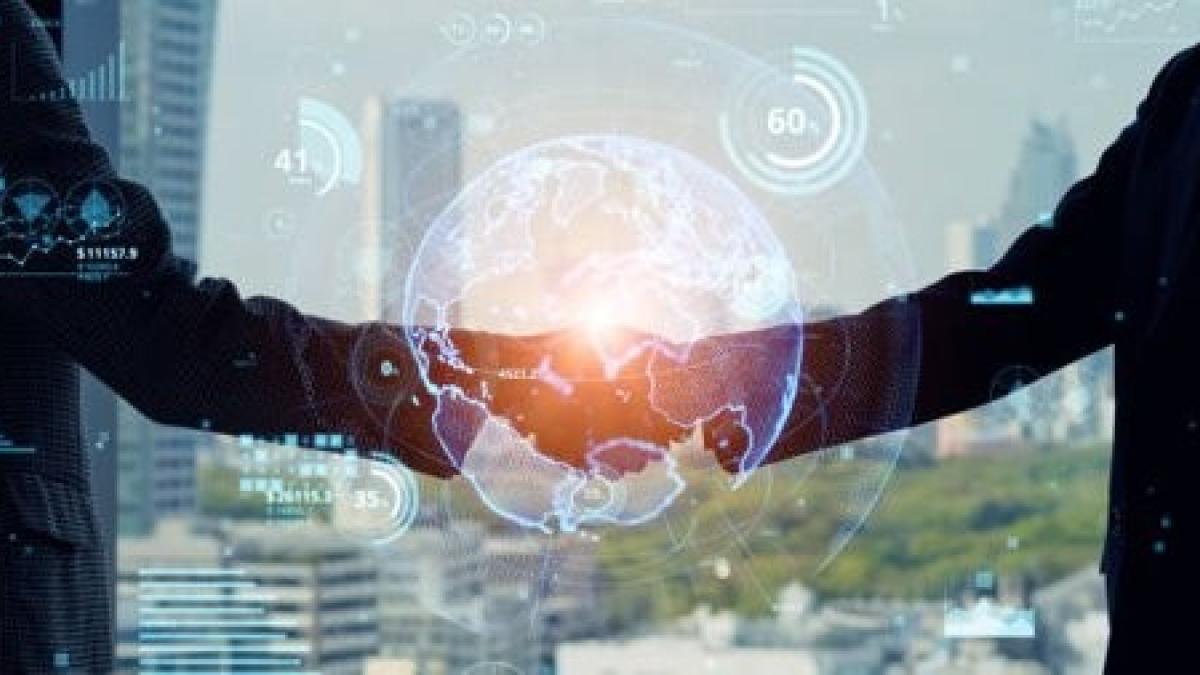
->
<box><xmin>117</xmin><ymin>0</ymin><xmax>218</xmax><ymax>534</ymax></box>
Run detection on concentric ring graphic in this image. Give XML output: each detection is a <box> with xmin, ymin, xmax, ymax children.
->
<box><xmin>720</xmin><ymin>47</ymin><xmax>869</xmax><ymax>195</ymax></box>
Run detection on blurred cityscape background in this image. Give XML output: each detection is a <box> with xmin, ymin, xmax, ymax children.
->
<box><xmin>107</xmin><ymin>0</ymin><xmax>1189</xmax><ymax>673</ymax></box>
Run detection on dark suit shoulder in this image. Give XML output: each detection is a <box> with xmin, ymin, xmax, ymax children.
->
<box><xmin>1117</xmin><ymin>45</ymin><xmax>1200</xmax><ymax>157</ymax></box>
<box><xmin>1148</xmin><ymin>45</ymin><xmax>1200</xmax><ymax>106</ymax></box>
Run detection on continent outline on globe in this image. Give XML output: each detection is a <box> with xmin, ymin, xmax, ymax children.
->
<box><xmin>402</xmin><ymin>133</ymin><xmax>804</xmax><ymax>533</ymax></box>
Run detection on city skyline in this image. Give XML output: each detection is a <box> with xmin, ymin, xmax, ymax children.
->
<box><xmin>107</xmin><ymin>2</ymin><xmax>1176</xmax><ymax>672</ymax></box>
<box><xmin>201</xmin><ymin>0</ymin><xmax>1185</xmax><ymax>315</ymax></box>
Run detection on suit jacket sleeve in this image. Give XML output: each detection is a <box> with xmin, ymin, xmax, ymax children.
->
<box><xmin>0</xmin><ymin>0</ymin><xmax>425</xmax><ymax>456</ymax></box>
<box><xmin>771</xmin><ymin>48</ymin><xmax>1191</xmax><ymax>461</ymax></box>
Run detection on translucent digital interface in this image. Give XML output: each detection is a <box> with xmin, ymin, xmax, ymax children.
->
<box><xmin>0</xmin><ymin>175</ymin><xmax>132</xmax><ymax>277</ymax></box>
<box><xmin>403</xmin><ymin>133</ymin><xmax>804</xmax><ymax>532</ymax></box>
<box><xmin>236</xmin><ymin>434</ymin><xmax>420</xmax><ymax>546</ymax></box>
<box><xmin>137</xmin><ymin>0</ymin><xmax>1183</xmax><ymax>668</ymax></box>
<box><xmin>9</xmin><ymin>0</ymin><xmax>1174</xmax><ymax>670</ymax></box>
<box><xmin>157</xmin><ymin>13</ymin><xmax>929</xmax><ymax>657</ymax></box>
<box><xmin>361</xmin><ymin>16</ymin><xmax>920</xmax><ymax>598</ymax></box>
<box><xmin>14</xmin><ymin>0</ymin><xmax>1164</xmax><ymax>670</ymax></box>
<box><xmin>1074</xmin><ymin>0</ymin><xmax>1200</xmax><ymax>43</ymax></box>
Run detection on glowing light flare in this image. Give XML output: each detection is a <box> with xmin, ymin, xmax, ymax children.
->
<box><xmin>558</xmin><ymin>295</ymin><xmax>665</xmax><ymax>382</ymax></box>
<box><xmin>403</xmin><ymin>134</ymin><xmax>806</xmax><ymax>533</ymax></box>
<box><xmin>580</xmin><ymin>298</ymin><xmax>619</xmax><ymax>336</ymax></box>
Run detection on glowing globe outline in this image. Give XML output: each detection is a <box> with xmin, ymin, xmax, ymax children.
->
<box><xmin>403</xmin><ymin>133</ymin><xmax>804</xmax><ymax>532</ymax></box>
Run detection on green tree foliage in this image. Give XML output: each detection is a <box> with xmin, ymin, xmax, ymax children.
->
<box><xmin>597</xmin><ymin>444</ymin><xmax>1110</xmax><ymax>623</ymax></box>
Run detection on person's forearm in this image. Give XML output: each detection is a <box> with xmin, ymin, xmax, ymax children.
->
<box><xmin>763</xmin><ymin>31</ymin><xmax>1184</xmax><ymax>466</ymax></box>
<box><xmin>14</xmin><ymin>253</ymin><xmax>420</xmax><ymax>444</ymax></box>
<box><xmin>0</xmin><ymin>1</ymin><xmax>437</xmax><ymax>459</ymax></box>
<box><xmin>768</xmin><ymin>254</ymin><xmax>1114</xmax><ymax>465</ymax></box>
<box><xmin>767</xmin><ymin>298</ymin><xmax>921</xmax><ymax>463</ymax></box>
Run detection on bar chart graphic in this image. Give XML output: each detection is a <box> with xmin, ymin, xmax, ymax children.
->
<box><xmin>135</xmin><ymin>567</ymin><xmax>315</xmax><ymax>674</ymax></box>
<box><xmin>1074</xmin><ymin>0</ymin><xmax>1200</xmax><ymax>43</ymax></box>
<box><xmin>10</xmin><ymin>40</ymin><xmax>128</xmax><ymax>103</ymax></box>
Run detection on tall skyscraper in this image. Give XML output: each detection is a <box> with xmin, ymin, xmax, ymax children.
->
<box><xmin>997</xmin><ymin>118</ymin><xmax>1077</xmax><ymax>244</ymax></box>
<box><xmin>945</xmin><ymin>220</ymin><xmax>1000</xmax><ymax>271</ymax></box>
<box><xmin>117</xmin><ymin>0</ymin><xmax>218</xmax><ymax>534</ymax></box>
<box><xmin>937</xmin><ymin>118</ymin><xmax>1089</xmax><ymax>457</ymax></box>
<box><xmin>376</xmin><ymin>98</ymin><xmax>462</xmax><ymax>321</ymax></box>
<box><xmin>119</xmin><ymin>0</ymin><xmax>215</xmax><ymax>261</ymax></box>
<box><xmin>998</xmin><ymin>119</ymin><xmax>1109</xmax><ymax>446</ymax></box>
<box><xmin>62</xmin><ymin>0</ymin><xmax>125</xmax><ymax>645</ymax></box>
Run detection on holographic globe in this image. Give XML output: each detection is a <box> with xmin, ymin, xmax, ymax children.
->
<box><xmin>403</xmin><ymin>134</ymin><xmax>803</xmax><ymax>532</ymax></box>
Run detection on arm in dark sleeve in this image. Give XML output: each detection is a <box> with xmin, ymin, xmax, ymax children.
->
<box><xmin>766</xmin><ymin>49</ymin><xmax>1188</xmax><ymax>462</ymax></box>
<box><xmin>0</xmin><ymin>0</ymin><xmax>452</xmax><ymax>475</ymax></box>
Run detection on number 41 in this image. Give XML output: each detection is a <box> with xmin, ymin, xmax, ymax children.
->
<box><xmin>274</xmin><ymin>148</ymin><xmax>309</xmax><ymax>175</ymax></box>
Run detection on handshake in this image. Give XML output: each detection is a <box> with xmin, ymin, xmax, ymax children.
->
<box><xmin>389</xmin><ymin>323</ymin><xmax>805</xmax><ymax>482</ymax></box>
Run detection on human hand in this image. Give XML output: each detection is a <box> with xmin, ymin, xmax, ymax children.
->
<box><xmin>392</xmin><ymin>323</ymin><xmax>802</xmax><ymax>480</ymax></box>
<box><xmin>413</xmin><ymin>326</ymin><xmax>693</xmax><ymax>476</ymax></box>
<box><xmin>678</xmin><ymin>325</ymin><xmax>805</xmax><ymax>475</ymax></box>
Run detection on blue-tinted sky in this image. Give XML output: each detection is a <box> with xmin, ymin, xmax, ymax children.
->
<box><xmin>202</xmin><ymin>0</ymin><xmax>1187</xmax><ymax>319</ymax></box>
